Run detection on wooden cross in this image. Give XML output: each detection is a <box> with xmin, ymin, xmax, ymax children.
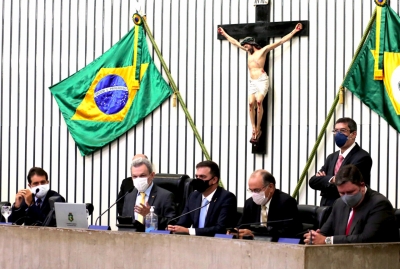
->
<box><xmin>218</xmin><ymin>4</ymin><xmax>309</xmax><ymax>154</ymax></box>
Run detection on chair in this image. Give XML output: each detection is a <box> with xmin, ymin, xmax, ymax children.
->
<box><xmin>394</xmin><ymin>209</ymin><xmax>400</xmax><ymax>238</ymax></box>
<box><xmin>297</xmin><ymin>205</ymin><xmax>332</xmax><ymax>232</ymax></box>
<box><xmin>152</xmin><ymin>174</ymin><xmax>192</xmax><ymax>216</ymax></box>
<box><xmin>0</xmin><ymin>201</ymin><xmax>11</xmax><ymax>222</ymax></box>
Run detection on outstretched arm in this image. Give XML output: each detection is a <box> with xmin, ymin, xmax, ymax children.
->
<box><xmin>261</xmin><ymin>23</ymin><xmax>303</xmax><ymax>54</ymax></box>
<box><xmin>218</xmin><ymin>27</ymin><xmax>247</xmax><ymax>51</ymax></box>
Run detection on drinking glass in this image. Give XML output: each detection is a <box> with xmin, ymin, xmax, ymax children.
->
<box><xmin>1</xmin><ymin>206</ymin><xmax>12</xmax><ymax>224</ymax></box>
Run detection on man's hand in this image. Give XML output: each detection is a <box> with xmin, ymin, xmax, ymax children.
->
<box><xmin>167</xmin><ymin>225</ymin><xmax>189</xmax><ymax>234</ymax></box>
<box><xmin>15</xmin><ymin>189</ymin><xmax>33</xmax><ymax>208</ymax></box>
<box><xmin>294</xmin><ymin>23</ymin><xmax>303</xmax><ymax>32</ymax></box>
<box><xmin>218</xmin><ymin>27</ymin><xmax>226</xmax><ymax>36</ymax></box>
<box><xmin>304</xmin><ymin>229</ymin><xmax>327</xmax><ymax>245</ymax></box>
<box><xmin>316</xmin><ymin>170</ymin><xmax>326</xmax><ymax>177</ymax></box>
<box><xmin>238</xmin><ymin>228</ymin><xmax>254</xmax><ymax>239</ymax></box>
<box><xmin>134</xmin><ymin>202</ymin><xmax>150</xmax><ymax>217</ymax></box>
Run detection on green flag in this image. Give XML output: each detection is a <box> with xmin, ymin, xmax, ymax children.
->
<box><xmin>342</xmin><ymin>5</ymin><xmax>400</xmax><ymax>132</ymax></box>
<box><xmin>50</xmin><ymin>25</ymin><xmax>172</xmax><ymax>156</ymax></box>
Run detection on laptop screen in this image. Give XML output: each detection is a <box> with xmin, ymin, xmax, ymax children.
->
<box><xmin>54</xmin><ymin>202</ymin><xmax>88</xmax><ymax>229</ymax></box>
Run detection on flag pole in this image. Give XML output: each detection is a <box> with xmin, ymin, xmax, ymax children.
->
<box><xmin>291</xmin><ymin>7</ymin><xmax>377</xmax><ymax>199</ymax></box>
<box><xmin>138</xmin><ymin>15</ymin><xmax>226</xmax><ymax>187</ymax></box>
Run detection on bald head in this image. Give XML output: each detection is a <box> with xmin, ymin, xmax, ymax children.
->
<box><xmin>132</xmin><ymin>154</ymin><xmax>148</xmax><ymax>160</ymax></box>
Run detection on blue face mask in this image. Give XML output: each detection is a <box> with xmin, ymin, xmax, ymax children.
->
<box><xmin>334</xmin><ymin>132</ymin><xmax>348</xmax><ymax>148</ymax></box>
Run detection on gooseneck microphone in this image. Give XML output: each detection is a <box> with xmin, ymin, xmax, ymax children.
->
<box><xmin>228</xmin><ymin>218</ymin><xmax>294</xmax><ymax>231</ymax></box>
<box><xmin>167</xmin><ymin>197</ymin><xmax>217</xmax><ymax>226</ymax></box>
<box><xmin>95</xmin><ymin>188</ymin><xmax>134</xmax><ymax>226</ymax></box>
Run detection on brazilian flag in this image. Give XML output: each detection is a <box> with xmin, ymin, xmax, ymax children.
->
<box><xmin>342</xmin><ymin>4</ymin><xmax>400</xmax><ymax>133</ymax></box>
<box><xmin>50</xmin><ymin>25</ymin><xmax>172</xmax><ymax>156</ymax></box>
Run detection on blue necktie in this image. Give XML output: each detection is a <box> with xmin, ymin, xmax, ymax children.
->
<box><xmin>198</xmin><ymin>198</ymin><xmax>208</xmax><ymax>228</ymax></box>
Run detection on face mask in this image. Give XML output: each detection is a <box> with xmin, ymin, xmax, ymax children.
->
<box><xmin>133</xmin><ymin>177</ymin><xmax>149</xmax><ymax>192</ymax></box>
<box><xmin>334</xmin><ymin>132</ymin><xmax>348</xmax><ymax>148</ymax></box>
<box><xmin>252</xmin><ymin>186</ymin><xmax>271</xmax><ymax>205</ymax></box>
<box><xmin>341</xmin><ymin>189</ymin><xmax>363</xmax><ymax>208</ymax></box>
<box><xmin>31</xmin><ymin>184</ymin><xmax>50</xmax><ymax>199</ymax></box>
<box><xmin>192</xmin><ymin>178</ymin><xmax>212</xmax><ymax>193</ymax></box>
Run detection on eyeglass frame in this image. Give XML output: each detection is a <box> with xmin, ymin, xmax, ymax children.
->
<box><xmin>331</xmin><ymin>128</ymin><xmax>353</xmax><ymax>134</ymax></box>
<box><xmin>247</xmin><ymin>185</ymin><xmax>269</xmax><ymax>194</ymax></box>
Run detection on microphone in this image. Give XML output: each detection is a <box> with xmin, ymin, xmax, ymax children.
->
<box><xmin>31</xmin><ymin>188</ymin><xmax>39</xmax><ymax>202</ymax></box>
<box><xmin>167</xmin><ymin>198</ymin><xmax>215</xmax><ymax>226</ymax></box>
<box><xmin>94</xmin><ymin>188</ymin><xmax>134</xmax><ymax>226</ymax></box>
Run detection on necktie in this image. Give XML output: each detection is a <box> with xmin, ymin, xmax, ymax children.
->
<box><xmin>36</xmin><ymin>198</ymin><xmax>42</xmax><ymax>207</ymax></box>
<box><xmin>345</xmin><ymin>209</ymin><xmax>355</xmax><ymax>235</ymax></box>
<box><xmin>261</xmin><ymin>205</ymin><xmax>268</xmax><ymax>225</ymax></box>
<box><xmin>137</xmin><ymin>192</ymin><xmax>146</xmax><ymax>224</ymax></box>
<box><xmin>334</xmin><ymin>155</ymin><xmax>344</xmax><ymax>175</ymax></box>
<box><xmin>198</xmin><ymin>198</ymin><xmax>208</xmax><ymax>228</ymax></box>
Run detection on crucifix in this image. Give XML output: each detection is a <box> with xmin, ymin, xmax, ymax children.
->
<box><xmin>217</xmin><ymin>1</ymin><xmax>309</xmax><ymax>154</ymax></box>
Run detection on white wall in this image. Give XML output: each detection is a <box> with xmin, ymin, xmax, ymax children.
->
<box><xmin>1</xmin><ymin>0</ymin><xmax>400</xmax><ymax>229</ymax></box>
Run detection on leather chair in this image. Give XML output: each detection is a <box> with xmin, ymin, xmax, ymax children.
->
<box><xmin>0</xmin><ymin>201</ymin><xmax>11</xmax><ymax>222</ymax></box>
<box><xmin>153</xmin><ymin>174</ymin><xmax>192</xmax><ymax>216</ymax></box>
<box><xmin>297</xmin><ymin>204</ymin><xmax>332</xmax><ymax>233</ymax></box>
<box><xmin>394</xmin><ymin>209</ymin><xmax>400</xmax><ymax>238</ymax></box>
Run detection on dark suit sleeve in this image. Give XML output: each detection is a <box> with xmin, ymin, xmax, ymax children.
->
<box><xmin>332</xmin><ymin>200</ymin><xmax>396</xmax><ymax>244</ymax></box>
<box><xmin>176</xmin><ymin>192</ymin><xmax>197</xmax><ymax>228</ymax></box>
<box><xmin>194</xmin><ymin>192</ymin><xmax>237</xmax><ymax>236</ymax></box>
<box><xmin>309</xmin><ymin>154</ymin><xmax>339</xmax><ymax>199</ymax></box>
<box><xmin>117</xmin><ymin>178</ymin><xmax>132</xmax><ymax>216</ymax></box>
<box><xmin>158</xmin><ymin>192</ymin><xmax>176</xmax><ymax>230</ymax></box>
<box><xmin>351</xmin><ymin>155</ymin><xmax>372</xmax><ymax>186</ymax></box>
<box><xmin>273</xmin><ymin>198</ymin><xmax>302</xmax><ymax>237</ymax></box>
<box><xmin>319</xmin><ymin>204</ymin><xmax>336</xmax><ymax>237</ymax></box>
<box><xmin>238</xmin><ymin>199</ymin><xmax>255</xmax><ymax>226</ymax></box>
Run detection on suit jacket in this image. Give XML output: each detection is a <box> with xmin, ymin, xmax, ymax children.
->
<box><xmin>122</xmin><ymin>184</ymin><xmax>176</xmax><ymax>230</ymax></box>
<box><xmin>309</xmin><ymin>143</ymin><xmax>372</xmax><ymax>206</ymax></box>
<box><xmin>10</xmin><ymin>190</ymin><xmax>65</xmax><ymax>226</ymax></box>
<box><xmin>320</xmin><ymin>188</ymin><xmax>399</xmax><ymax>243</ymax></box>
<box><xmin>238</xmin><ymin>189</ymin><xmax>302</xmax><ymax>238</ymax></box>
<box><xmin>117</xmin><ymin>176</ymin><xmax>134</xmax><ymax>216</ymax></box>
<box><xmin>176</xmin><ymin>186</ymin><xmax>237</xmax><ymax>236</ymax></box>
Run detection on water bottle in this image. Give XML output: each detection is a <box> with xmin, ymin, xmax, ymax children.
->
<box><xmin>145</xmin><ymin>206</ymin><xmax>158</xmax><ymax>232</ymax></box>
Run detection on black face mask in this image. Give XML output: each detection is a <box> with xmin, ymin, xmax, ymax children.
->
<box><xmin>192</xmin><ymin>178</ymin><xmax>212</xmax><ymax>193</ymax></box>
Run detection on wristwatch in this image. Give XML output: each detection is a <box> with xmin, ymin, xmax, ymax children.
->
<box><xmin>325</xmin><ymin>236</ymin><xmax>332</xmax><ymax>244</ymax></box>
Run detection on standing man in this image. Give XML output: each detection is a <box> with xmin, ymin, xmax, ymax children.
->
<box><xmin>218</xmin><ymin>23</ymin><xmax>302</xmax><ymax>142</ymax></box>
<box><xmin>304</xmin><ymin>165</ymin><xmax>398</xmax><ymax>244</ymax></box>
<box><xmin>309</xmin><ymin>117</ymin><xmax>372</xmax><ymax>206</ymax></box>
<box><xmin>121</xmin><ymin>157</ymin><xmax>176</xmax><ymax>230</ymax></box>
<box><xmin>10</xmin><ymin>167</ymin><xmax>65</xmax><ymax>226</ymax></box>
<box><xmin>236</xmin><ymin>170</ymin><xmax>302</xmax><ymax>239</ymax></box>
<box><xmin>168</xmin><ymin>160</ymin><xmax>237</xmax><ymax>236</ymax></box>
<box><xmin>117</xmin><ymin>153</ymin><xmax>148</xmax><ymax>215</ymax></box>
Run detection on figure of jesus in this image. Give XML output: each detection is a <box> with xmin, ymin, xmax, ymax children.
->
<box><xmin>218</xmin><ymin>23</ymin><xmax>302</xmax><ymax>143</ymax></box>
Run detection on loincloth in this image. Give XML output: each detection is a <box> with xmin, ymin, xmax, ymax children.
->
<box><xmin>248</xmin><ymin>72</ymin><xmax>269</xmax><ymax>96</ymax></box>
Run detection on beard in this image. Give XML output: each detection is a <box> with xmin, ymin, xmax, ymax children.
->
<box><xmin>248</xmin><ymin>47</ymin><xmax>254</xmax><ymax>54</ymax></box>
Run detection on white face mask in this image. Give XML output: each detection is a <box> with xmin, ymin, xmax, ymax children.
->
<box><xmin>251</xmin><ymin>187</ymin><xmax>271</xmax><ymax>205</ymax></box>
<box><xmin>133</xmin><ymin>177</ymin><xmax>149</xmax><ymax>192</ymax></box>
<box><xmin>31</xmin><ymin>184</ymin><xmax>50</xmax><ymax>199</ymax></box>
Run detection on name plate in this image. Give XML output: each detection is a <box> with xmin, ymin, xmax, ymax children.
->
<box><xmin>88</xmin><ymin>225</ymin><xmax>111</xmax><ymax>230</ymax></box>
<box><xmin>149</xmin><ymin>230</ymin><xmax>171</xmax><ymax>234</ymax></box>
<box><xmin>214</xmin><ymin>234</ymin><xmax>234</xmax><ymax>239</ymax></box>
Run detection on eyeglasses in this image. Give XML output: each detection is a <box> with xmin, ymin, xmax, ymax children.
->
<box><xmin>332</xmin><ymin>128</ymin><xmax>351</xmax><ymax>134</ymax></box>
<box><xmin>247</xmin><ymin>186</ymin><xmax>267</xmax><ymax>194</ymax></box>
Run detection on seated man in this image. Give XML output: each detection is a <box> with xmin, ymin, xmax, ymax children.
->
<box><xmin>304</xmin><ymin>164</ymin><xmax>398</xmax><ymax>244</ymax></box>
<box><xmin>121</xmin><ymin>157</ymin><xmax>175</xmax><ymax>230</ymax></box>
<box><xmin>235</xmin><ymin>170</ymin><xmax>302</xmax><ymax>239</ymax></box>
<box><xmin>167</xmin><ymin>160</ymin><xmax>237</xmax><ymax>236</ymax></box>
<box><xmin>117</xmin><ymin>153</ymin><xmax>148</xmax><ymax>215</ymax></box>
<box><xmin>309</xmin><ymin>117</ymin><xmax>372</xmax><ymax>206</ymax></box>
<box><xmin>10</xmin><ymin>167</ymin><xmax>65</xmax><ymax>226</ymax></box>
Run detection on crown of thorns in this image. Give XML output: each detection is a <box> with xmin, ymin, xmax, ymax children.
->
<box><xmin>240</xmin><ymin>37</ymin><xmax>259</xmax><ymax>46</ymax></box>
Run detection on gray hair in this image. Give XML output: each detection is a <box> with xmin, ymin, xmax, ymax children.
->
<box><xmin>131</xmin><ymin>157</ymin><xmax>153</xmax><ymax>174</ymax></box>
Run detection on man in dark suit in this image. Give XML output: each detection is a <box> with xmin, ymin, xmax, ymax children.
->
<box><xmin>235</xmin><ymin>170</ymin><xmax>302</xmax><ymax>239</ymax></box>
<box><xmin>309</xmin><ymin>117</ymin><xmax>372</xmax><ymax>206</ymax></box>
<box><xmin>117</xmin><ymin>153</ymin><xmax>148</xmax><ymax>215</ymax></box>
<box><xmin>121</xmin><ymin>157</ymin><xmax>176</xmax><ymax>230</ymax></box>
<box><xmin>10</xmin><ymin>167</ymin><xmax>65</xmax><ymax>226</ymax></box>
<box><xmin>167</xmin><ymin>160</ymin><xmax>237</xmax><ymax>236</ymax></box>
<box><xmin>304</xmin><ymin>164</ymin><xmax>398</xmax><ymax>244</ymax></box>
